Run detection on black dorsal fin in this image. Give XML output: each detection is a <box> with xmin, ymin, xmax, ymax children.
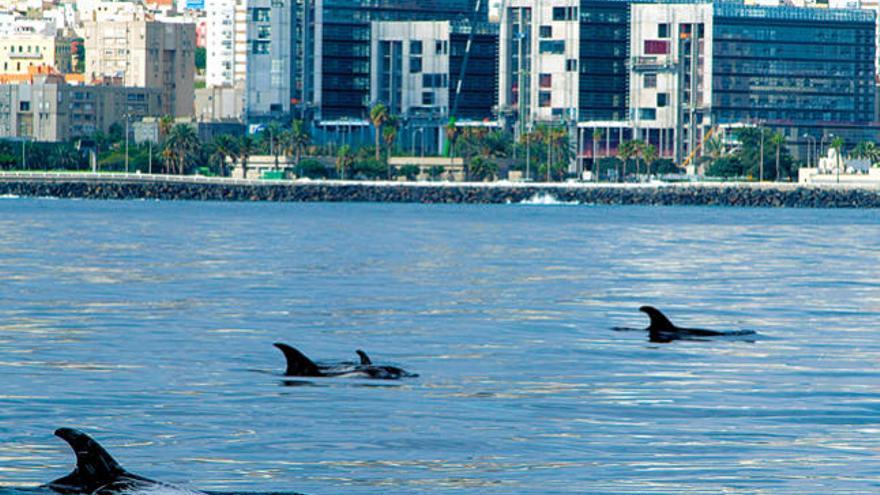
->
<box><xmin>639</xmin><ymin>306</ymin><xmax>677</xmax><ymax>340</ymax></box>
<box><xmin>356</xmin><ymin>350</ymin><xmax>372</xmax><ymax>365</ymax></box>
<box><xmin>48</xmin><ymin>428</ymin><xmax>128</xmax><ymax>493</ymax></box>
<box><xmin>273</xmin><ymin>343</ymin><xmax>323</xmax><ymax>376</ymax></box>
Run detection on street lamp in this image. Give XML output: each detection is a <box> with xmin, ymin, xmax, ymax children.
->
<box><xmin>124</xmin><ymin>113</ymin><xmax>130</xmax><ymax>173</ymax></box>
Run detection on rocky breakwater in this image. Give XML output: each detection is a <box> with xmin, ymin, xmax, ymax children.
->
<box><xmin>1</xmin><ymin>174</ymin><xmax>880</xmax><ymax>208</ymax></box>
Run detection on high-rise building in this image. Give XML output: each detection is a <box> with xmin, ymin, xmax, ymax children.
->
<box><xmin>626</xmin><ymin>1</ymin><xmax>875</xmax><ymax>162</ymax></box>
<box><xmin>370</xmin><ymin>20</ymin><xmax>499</xmax><ymax>154</ymax></box>
<box><xmin>243</xmin><ymin>0</ymin><xmax>487</xmax><ymax>125</ymax></box>
<box><xmin>205</xmin><ymin>0</ymin><xmax>246</xmax><ymax>88</ymax></box>
<box><xmin>500</xmin><ymin>0</ymin><xmax>877</xmax><ymax>167</ymax></box>
<box><xmin>82</xmin><ymin>5</ymin><xmax>196</xmax><ymax>117</ymax></box>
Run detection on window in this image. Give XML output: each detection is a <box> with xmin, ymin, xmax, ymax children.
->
<box><xmin>658</xmin><ymin>23</ymin><xmax>669</xmax><ymax>38</ymax></box>
<box><xmin>539</xmin><ymin>40</ymin><xmax>565</xmax><ymax>54</ymax></box>
<box><xmin>435</xmin><ymin>40</ymin><xmax>447</xmax><ymax>55</ymax></box>
<box><xmin>539</xmin><ymin>91</ymin><xmax>551</xmax><ymax>107</ymax></box>
<box><xmin>566</xmin><ymin>59</ymin><xmax>577</xmax><ymax>71</ymax></box>
<box><xmin>644</xmin><ymin>40</ymin><xmax>670</xmax><ymax>55</ymax></box>
<box><xmin>422</xmin><ymin>91</ymin><xmax>435</xmax><ymax>105</ymax></box>
<box><xmin>251</xmin><ymin>7</ymin><xmax>270</xmax><ymax>21</ymax></box>
<box><xmin>252</xmin><ymin>40</ymin><xmax>270</xmax><ymax>54</ymax></box>
<box><xmin>410</xmin><ymin>56</ymin><xmax>422</xmax><ymax>73</ymax></box>
<box><xmin>410</xmin><ymin>40</ymin><xmax>422</xmax><ymax>55</ymax></box>
<box><xmin>638</xmin><ymin>108</ymin><xmax>656</xmax><ymax>120</ymax></box>
<box><xmin>19</xmin><ymin>101</ymin><xmax>30</xmax><ymax>111</ymax></box>
<box><xmin>257</xmin><ymin>25</ymin><xmax>271</xmax><ymax>39</ymax></box>
<box><xmin>657</xmin><ymin>93</ymin><xmax>668</xmax><ymax>107</ymax></box>
<box><xmin>553</xmin><ymin>7</ymin><xmax>575</xmax><ymax>21</ymax></box>
<box><xmin>644</xmin><ymin>74</ymin><xmax>657</xmax><ymax>88</ymax></box>
<box><xmin>539</xmin><ymin>73</ymin><xmax>552</xmax><ymax>88</ymax></box>
<box><xmin>539</xmin><ymin>25</ymin><xmax>552</xmax><ymax>38</ymax></box>
<box><xmin>422</xmin><ymin>73</ymin><xmax>446</xmax><ymax>88</ymax></box>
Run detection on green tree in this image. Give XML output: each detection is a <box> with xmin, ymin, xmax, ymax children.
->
<box><xmin>194</xmin><ymin>47</ymin><xmax>206</xmax><ymax>72</ymax></box>
<box><xmin>163</xmin><ymin>124</ymin><xmax>200</xmax><ymax>174</ymax></box>
<box><xmin>369</xmin><ymin>103</ymin><xmax>390</xmax><ymax>161</ymax></box>
<box><xmin>210</xmin><ymin>134</ymin><xmax>238</xmax><ymax>177</ymax></box>
<box><xmin>238</xmin><ymin>135</ymin><xmax>256</xmax><ymax>179</ymax></box>
<box><xmin>617</xmin><ymin>140</ymin><xmax>639</xmax><ymax>182</ymax></box>
<box><xmin>297</xmin><ymin>159</ymin><xmax>328</xmax><ymax>179</ymax></box>
<box><xmin>591</xmin><ymin>129</ymin><xmax>604</xmax><ymax>181</ymax></box>
<box><xmin>469</xmin><ymin>156</ymin><xmax>499</xmax><ymax>182</ymax></box>
<box><xmin>643</xmin><ymin>143</ymin><xmax>658</xmax><ymax>177</ymax></box>
<box><xmin>158</xmin><ymin>115</ymin><xmax>174</xmax><ymax>141</ymax></box>
<box><xmin>287</xmin><ymin>119</ymin><xmax>311</xmax><ymax>165</ymax></box>
<box><xmin>769</xmin><ymin>132</ymin><xmax>786</xmax><ymax>181</ymax></box>
<box><xmin>262</xmin><ymin>122</ymin><xmax>283</xmax><ymax>171</ymax></box>
<box><xmin>336</xmin><ymin>145</ymin><xmax>354</xmax><ymax>179</ymax></box>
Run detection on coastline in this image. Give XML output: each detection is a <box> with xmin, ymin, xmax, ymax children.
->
<box><xmin>1</xmin><ymin>172</ymin><xmax>879</xmax><ymax>208</ymax></box>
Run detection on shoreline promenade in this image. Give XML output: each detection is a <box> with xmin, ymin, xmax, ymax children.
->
<box><xmin>1</xmin><ymin>172</ymin><xmax>879</xmax><ymax>208</ymax></box>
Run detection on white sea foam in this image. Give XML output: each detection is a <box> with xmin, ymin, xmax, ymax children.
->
<box><xmin>518</xmin><ymin>193</ymin><xmax>579</xmax><ymax>206</ymax></box>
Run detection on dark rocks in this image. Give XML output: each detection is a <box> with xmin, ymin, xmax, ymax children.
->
<box><xmin>0</xmin><ymin>177</ymin><xmax>879</xmax><ymax>208</ymax></box>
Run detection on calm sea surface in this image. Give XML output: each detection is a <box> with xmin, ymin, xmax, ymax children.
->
<box><xmin>0</xmin><ymin>198</ymin><xmax>878</xmax><ymax>495</ymax></box>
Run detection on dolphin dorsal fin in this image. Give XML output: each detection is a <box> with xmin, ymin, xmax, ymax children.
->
<box><xmin>273</xmin><ymin>343</ymin><xmax>322</xmax><ymax>376</ymax></box>
<box><xmin>48</xmin><ymin>428</ymin><xmax>127</xmax><ymax>493</ymax></box>
<box><xmin>639</xmin><ymin>306</ymin><xmax>676</xmax><ymax>332</ymax></box>
<box><xmin>356</xmin><ymin>350</ymin><xmax>372</xmax><ymax>365</ymax></box>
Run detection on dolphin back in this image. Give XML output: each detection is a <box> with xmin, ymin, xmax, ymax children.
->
<box><xmin>273</xmin><ymin>343</ymin><xmax>323</xmax><ymax>377</ymax></box>
<box><xmin>46</xmin><ymin>428</ymin><xmax>130</xmax><ymax>493</ymax></box>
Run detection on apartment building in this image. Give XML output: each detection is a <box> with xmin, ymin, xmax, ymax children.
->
<box><xmin>0</xmin><ymin>74</ymin><xmax>162</xmax><ymax>141</ymax></box>
<box><xmin>369</xmin><ymin>20</ymin><xmax>499</xmax><ymax>154</ymax></box>
<box><xmin>82</xmin><ymin>4</ymin><xmax>195</xmax><ymax>117</ymax></box>
<box><xmin>0</xmin><ymin>34</ymin><xmax>73</xmax><ymax>75</ymax></box>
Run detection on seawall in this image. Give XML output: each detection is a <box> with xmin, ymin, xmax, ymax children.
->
<box><xmin>1</xmin><ymin>173</ymin><xmax>879</xmax><ymax>208</ymax></box>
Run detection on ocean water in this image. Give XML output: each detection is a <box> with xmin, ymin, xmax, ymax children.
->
<box><xmin>0</xmin><ymin>198</ymin><xmax>878</xmax><ymax>495</ymax></box>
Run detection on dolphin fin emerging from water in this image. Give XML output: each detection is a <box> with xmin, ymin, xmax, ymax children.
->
<box><xmin>273</xmin><ymin>343</ymin><xmax>323</xmax><ymax>377</ymax></box>
<box><xmin>356</xmin><ymin>350</ymin><xmax>372</xmax><ymax>365</ymax></box>
<box><xmin>639</xmin><ymin>306</ymin><xmax>756</xmax><ymax>343</ymax></box>
<box><xmin>46</xmin><ymin>428</ymin><xmax>150</xmax><ymax>494</ymax></box>
<box><xmin>273</xmin><ymin>343</ymin><xmax>417</xmax><ymax>380</ymax></box>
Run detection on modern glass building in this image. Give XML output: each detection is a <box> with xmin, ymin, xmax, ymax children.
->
<box><xmin>302</xmin><ymin>0</ymin><xmax>487</xmax><ymax>121</ymax></box>
<box><xmin>578</xmin><ymin>0</ymin><xmax>629</xmax><ymax>122</ymax></box>
<box><xmin>712</xmin><ymin>3</ymin><xmax>875</xmax><ymax>125</ymax></box>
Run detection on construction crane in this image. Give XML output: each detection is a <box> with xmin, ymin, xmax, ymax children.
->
<box><xmin>679</xmin><ymin>125</ymin><xmax>718</xmax><ymax>172</ymax></box>
<box><xmin>450</xmin><ymin>0</ymin><xmax>484</xmax><ymax>120</ymax></box>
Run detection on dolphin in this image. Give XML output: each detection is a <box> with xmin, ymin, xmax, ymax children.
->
<box><xmin>45</xmin><ymin>428</ymin><xmax>203</xmax><ymax>495</ymax></box>
<box><xmin>639</xmin><ymin>306</ymin><xmax>756</xmax><ymax>343</ymax></box>
<box><xmin>273</xmin><ymin>343</ymin><xmax>417</xmax><ymax>380</ymax></box>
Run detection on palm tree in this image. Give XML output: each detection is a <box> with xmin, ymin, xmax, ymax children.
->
<box><xmin>445</xmin><ymin>120</ymin><xmax>460</xmax><ymax>159</ymax></box>
<box><xmin>643</xmin><ymin>143</ymin><xmax>658</xmax><ymax>178</ymax></box>
<box><xmin>158</xmin><ymin>115</ymin><xmax>174</xmax><ymax>141</ymax></box>
<box><xmin>288</xmin><ymin>119</ymin><xmax>311</xmax><ymax>165</ymax></box>
<box><xmin>830</xmin><ymin>136</ymin><xmax>845</xmax><ymax>182</ymax></box>
<box><xmin>211</xmin><ymin>134</ymin><xmax>238</xmax><ymax>177</ymax></box>
<box><xmin>617</xmin><ymin>140</ymin><xmax>638</xmax><ymax>182</ymax></box>
<box><xmin>163</xmin><ymin>124</ymin><xmax>200</xmax><ymax>174</ymax></box>
<box><xmin>469</xmin><ymin>156</ymin><xmax>499</xmax><ymax>182</ymax></box>
<box><xmin>592</xmin><ymin>129</ymin><xmax>604</xmax><ymax>181</ymax></box>
<box><xmin>369</xmin><ymin>102</ymin><xmax>389</xmax><ymax>161</ymax></box>
<box><xmin>480</xmin><ymin>130</ymin><xmax>510</xmax><ymax>159</ymax></box>
<box><xmin>769</xmin><ymin>132</ymin><xmax>785</xmax><ymax>181</ymax></box>
<box><xmin>336</xmin><ymin>144</ymin><xmax>354</xmax><ymax>180</ymax></box>
<box><xmin>703</xmin><ymin>136</ymin><xmax>725</xmax><ymax>169</ymax></box>
<box><xmin>238</xmin><ymin>135</ymin><xmax>256</xmax><ymax>179</ymax></box>
<box><xmin>261</xmin><ymin>122</ymin><xmax>283</xmax><ymax>171</ymax></box>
